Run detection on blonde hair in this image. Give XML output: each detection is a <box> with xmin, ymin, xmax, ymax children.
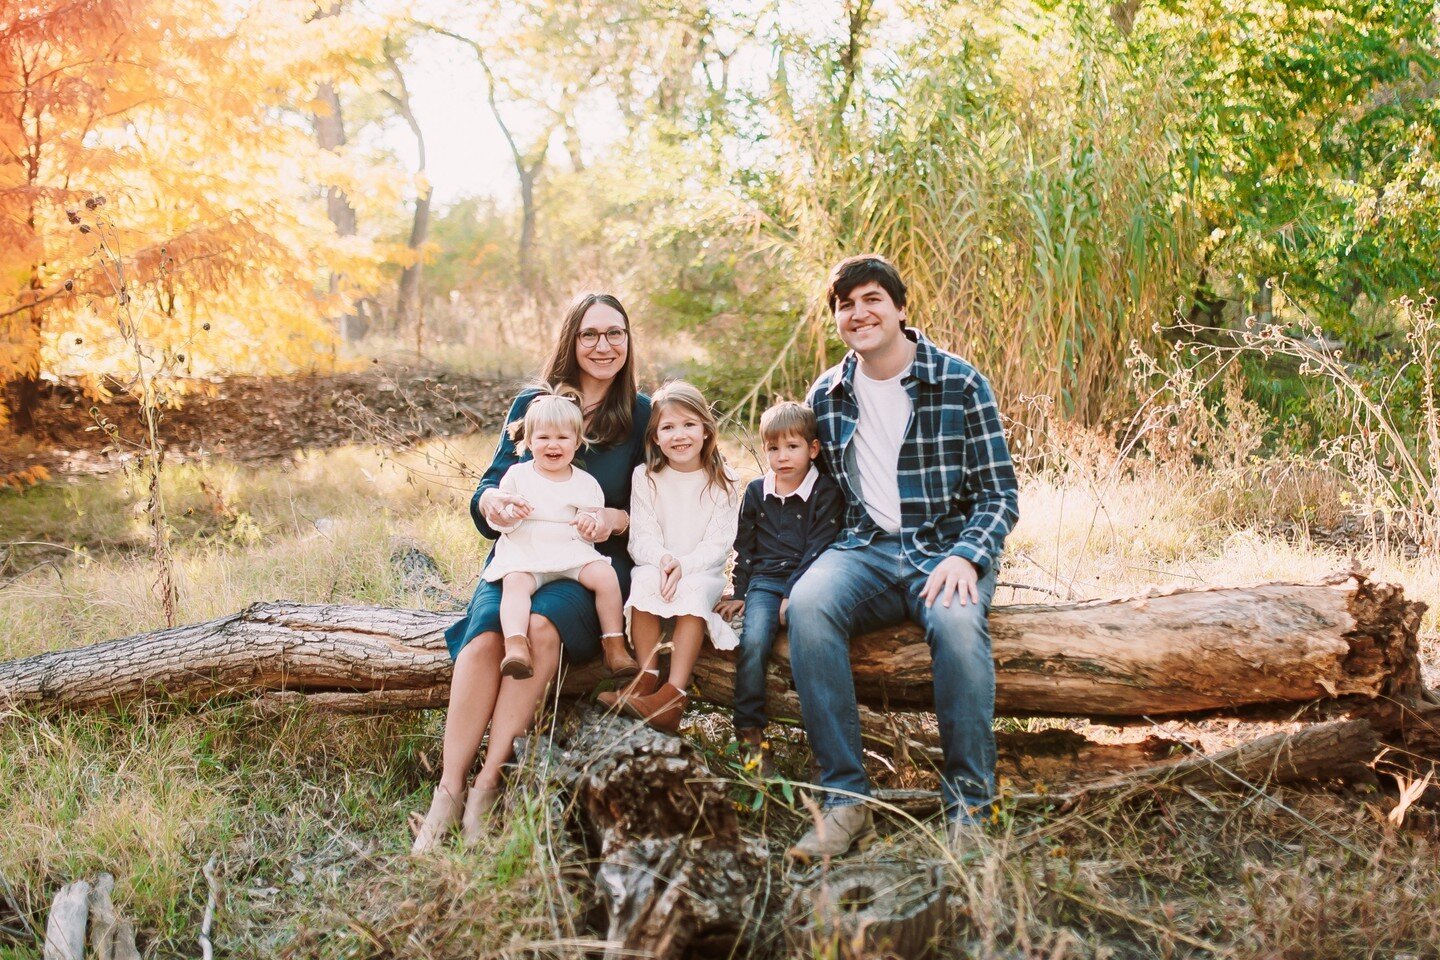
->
<box><xmin>759</xmin><ymin>400</ymin><xmax>818</xmax><ymax>444</ymax></box>
<box><xmin>645</xmin><ymin>380</ymin><xmax>734</xmax><ymax>497</ymax></box>
<box><xmin>506</xmin><ymin>382</ymin><xmax>589</xmax><ymax>455</ymax></box>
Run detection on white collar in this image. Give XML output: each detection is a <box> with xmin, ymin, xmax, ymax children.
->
<box><xmin>762</xmin><ymin>464</ymin><xmax>820</xmax><ymax>501</ymax></box>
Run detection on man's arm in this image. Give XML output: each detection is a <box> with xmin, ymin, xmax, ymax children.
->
<box><xmin>948</xmin><ymin>373</ymin><xmax>1020</xmax><ymax>576</ymax></box>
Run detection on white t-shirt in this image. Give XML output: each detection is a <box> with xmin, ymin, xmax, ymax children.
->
<box><xmin>851</xmin><ymin>361</ymin><xmax>913</xmax><ymax>534</ymax></box>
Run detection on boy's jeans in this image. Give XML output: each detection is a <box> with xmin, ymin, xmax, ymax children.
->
<box><xmin>787</xmin><ymin>535</ymin><xmax>998</xmax><ymax>821</ymax></box>
<box><xmin>733</xmin><ymin>575</ymin><xmax>788</xmax><ymax>731</ymax></box>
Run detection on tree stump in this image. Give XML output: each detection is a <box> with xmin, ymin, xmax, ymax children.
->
<box><xmin>786</xmin><ymin>860</ymin><xmax>950</xmax><ymax>960</ymax></box>
<box><xmin>541</xmin><ymin>706</ymin><xmax>767</xmax><ymax>960</ymax></box>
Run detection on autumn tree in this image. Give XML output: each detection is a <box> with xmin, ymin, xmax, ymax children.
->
<box><xmin>0</xmin><ymin>0</ymin><xmax>400</xmax><ymax>432</ymax></box>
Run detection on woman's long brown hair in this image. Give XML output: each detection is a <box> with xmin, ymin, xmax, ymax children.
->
<box><xmin>644</xmin><ymin>381</ymin><xmax>735</xmax><ymax>500</ymax></box>
<box><xmin>540</xmin><ymin>293</ymin><xmax>637</xmax><ymax>447</ymax></box>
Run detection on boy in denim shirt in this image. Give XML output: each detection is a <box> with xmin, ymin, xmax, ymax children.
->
<box><xmin>716</xmin><ymin>401</ymin><xmax>844</xmax><ymax>770</ymax></box>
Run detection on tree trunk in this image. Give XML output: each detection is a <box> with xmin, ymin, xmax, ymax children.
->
<box><xmin>383</xmin><ymin>41</ymin><xmax>429</xmax><ymax>336</ymax></box>
<box><xmin>0</xmin><ymin>573</ymin><xmax>1422</xmax><ymax>720</ymax></box>
<box><xmin>517</xmin><ymin>165</ymin><xmax>537</xmax><ymax>295</ymax></box>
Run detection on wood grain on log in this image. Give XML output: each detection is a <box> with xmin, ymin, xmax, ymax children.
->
<box><xmin>0</xmin><ymin>574</ymin><xmax>1423</xmax><ymax>720</ymax></box>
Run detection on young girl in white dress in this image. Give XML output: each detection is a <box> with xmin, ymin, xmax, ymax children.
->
<box><xmin>598</xmin><ymin>381</ymin><xmax>740</xmax><ymax>733</ymax></box>
<box><xmin>483</xmin><ymin>388</ymin><xmax>637</xmax><ymax>681</ymax></box>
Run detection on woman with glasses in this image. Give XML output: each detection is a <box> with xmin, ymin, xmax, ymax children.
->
<box><xmin>413</xmin><ymin>292</ymin><xmax>650</xmax><ymax>851</ymax></box>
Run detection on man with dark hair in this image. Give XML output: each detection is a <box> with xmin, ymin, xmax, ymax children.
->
<box><xmin>786</xmin><ymin>253</ymin><xmax>1020</xmax><ymax>861</ymax></box>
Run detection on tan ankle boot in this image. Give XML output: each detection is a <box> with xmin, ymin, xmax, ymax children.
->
<box><xmin>597</xmin><ymin>670</ymin><xmax>660</xmax><ymax>710</ymax></box>
<box><xmin>411</xmin><ymin>784</ymin><xmax>464</xmax><ymax>854</ymax></box>
<box><xmin>460</xmin><ymin>784</ymin><xmax>502</xmax><ymax>847</ymax></box>
<box><xmin>600</xmin><ymin>632</ymin><xmax>639</xmax><ymax>678</ymax></box>
<box><xmin>500</xmin><ymin>634</ymin><xmax>533</xmax><ymax>680</ymax></box>
<box><xmin>785</xmin><ymin>803</ymin><xmax>876</xmax><ymax>864</ymax></box>
<box><xmin>621</xmin><ymin>682</ymin><xmax>688</xmax><ymax>734</ymax></box>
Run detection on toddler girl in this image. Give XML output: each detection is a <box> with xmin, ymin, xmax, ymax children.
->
<box><xmin>599</xmin><ymin>381</ymin><xmax>739</xmax><ymax>732</ymax></box>
<box><xmin>483</xmin><ymin>387</ymin><xmax>637</xmax><ymax>679</ymax></box>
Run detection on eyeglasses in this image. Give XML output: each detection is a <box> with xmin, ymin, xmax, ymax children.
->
<box><xmin>576</xmin><ymin>327</ymin><xmax>628</xmax><ymax>349</ymax></box>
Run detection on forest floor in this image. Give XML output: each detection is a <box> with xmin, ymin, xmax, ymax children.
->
<box><xmin>3</xmin><ymin>368</ymin><xmax>1440</xmax><ymax>958</ymax></box>
<box><xmin>0</xmin><ymin>367</ymin><xmax>516</xmax><ymax>479</ymax></box>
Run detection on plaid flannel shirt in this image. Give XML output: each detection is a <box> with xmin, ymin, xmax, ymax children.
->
<box><xmin>805</xmin><ymin>328</ymin><xmax>1019</xmax><ymax>576</ymax></box>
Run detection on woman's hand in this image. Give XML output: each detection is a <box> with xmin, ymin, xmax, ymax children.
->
<box><xmin>572</xmin><ymin>507</ymin><xmax>624</xmax><ymax>543</ymax></box>
<box><xmin>480</xmin><ymin>489</ymin><xmax>532</xmax><ymax>527</ymax></box>
<box><xmin>660</xmin><ymin>554</ymin><xmax>682</xmax><ymax>602</ymax></box>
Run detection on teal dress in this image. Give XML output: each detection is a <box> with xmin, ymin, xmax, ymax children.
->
<box><xmin>444</xmin><ymin>390</ymin><xmax>652</xmax><ymax>662</ymax></box>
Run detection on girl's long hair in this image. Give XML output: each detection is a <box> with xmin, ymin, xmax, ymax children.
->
<box><xmin>644</xmin><ymin>381</ymin><xmax>735</xmax><ymax>499</ymax></box>
<box><xmin>540</xmin><ymin>292</ymin><xmax>637</xmax><ymax>447</ymax></box>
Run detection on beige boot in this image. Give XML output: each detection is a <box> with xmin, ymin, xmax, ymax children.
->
<box><xmin>411</xmin><ymin>784</ymin><xmax>464</xmax><ymax>854</ymax></box>
<box><xmin>947</xmin><ymin>817</ymin><xmax>987</xmax><ymax>859</ymax></box>
<box><xmin>460</xmin><ymin>784</ymin><xmax>502</xmax><ymax>847</ymax></box>
<box><xmin>500</xmin><ymin>634</ymin><xmax>533</xmax><ymax>679</ymax></box>
<box><xmin>786</xmin><ymin>804</ymin><xmax>876</xmax><ymax>864</ymax></box>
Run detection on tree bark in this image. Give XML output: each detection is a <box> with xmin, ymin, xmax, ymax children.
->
<box><xmin>0</xmin><ymin>573</ymin><xmax>1423</xmax><ymax>720</ymax></box>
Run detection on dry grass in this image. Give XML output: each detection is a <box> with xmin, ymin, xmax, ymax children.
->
<box><xmin>2</xmin><ymin>428</ymin><xmax>1440</xmax><ymax>958</ymax></box>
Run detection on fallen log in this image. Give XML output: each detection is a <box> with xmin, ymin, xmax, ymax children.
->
<box><xmin>0</xmin><ymin>573</ymin><xmax>1423</xmax><ymax>721</ymax></box>
<box><xmin>877</xmin><ymin>718</ymin><xmax>1387</xmax><ymax>817</ymax></box>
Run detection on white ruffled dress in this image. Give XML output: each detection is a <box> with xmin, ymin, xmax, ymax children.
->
<box><xmin>481</xmin><ymin>461</ymin><xmax>609</xmax><ymax>582</ymax></box>
<box><xmin>625</xmin><ymin>464</ymin><xmax>741</xmax><ymax>650</ymax></box>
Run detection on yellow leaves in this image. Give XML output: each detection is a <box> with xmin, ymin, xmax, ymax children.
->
<box><xmin>0</xmin><ymin>0</ymin><xmax>397</xmax><ymax>411</ymax></box>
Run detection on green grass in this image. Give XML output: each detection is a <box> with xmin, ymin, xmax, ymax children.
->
<box><xmin>3</xmin><ymin>433</ymin><xmax>1440</xmax><ymax>957</ymax></box>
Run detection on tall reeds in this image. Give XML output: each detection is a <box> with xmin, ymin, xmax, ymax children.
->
<box><xmin>741</xmin><ymin>2</ymin><xmax>1200</xmax><ymax>428</ymax></box>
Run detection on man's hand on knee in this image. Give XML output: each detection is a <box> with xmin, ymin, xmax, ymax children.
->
<box><xmin>922</xmin><ymin>556</ymin><xmax>980</xmax><ymax>608</ymax></box>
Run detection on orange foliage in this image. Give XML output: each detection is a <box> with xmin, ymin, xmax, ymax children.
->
<box><xmin>0</xmin><ymin>0</ymin><xmax>401</xmax><ymax>429</ymax></box>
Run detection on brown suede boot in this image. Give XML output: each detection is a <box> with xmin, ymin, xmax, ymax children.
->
<box><xmin>597</xmin><ymin>670</ymin><xmax>659</xmax><ymax>710</ymax></box>
<box><xmin>621</xmin><ymin>682</ymin><xmax>688</xmax><ymax>734</ymax></box>
<box><xmin>736</xmin><ymin>726</ymin><xmax>774</xmax><ymax>778</ymax></box>
<box><xmin>500</xmin><ymin>634</ymin><xmax>533</xmax><ymax>680</ymax></box>
<box><xmin>599</xmin><ymin>632</ymin><xmax>639</xmax><ymax>679</ymax></box>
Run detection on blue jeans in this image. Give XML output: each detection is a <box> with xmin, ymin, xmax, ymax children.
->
<box><xmin>733</xmin><ymin>576</ymin><xmax>788</xmax><ymax>731</ymax></box>
<box><xmin>787</xmin><ymin>536</ymin><xmax>998</xmax><ymax>821</ymax></box>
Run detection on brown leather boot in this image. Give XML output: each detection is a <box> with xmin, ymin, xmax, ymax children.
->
<box><xmin>736</xmin><ymin>726</ymin><xmax>774</xmax><ymax>778</ymax></box>
<box><xmin>500</xmin><ymin>634</ymin><xmax>533</xmax><ymax>680</ymax></box>
<box><xmin>599</xmin><ymin>632</ymin><xmax>639</xmax><ymax>679</ymax></box>
<box><xmin>597</xmin><ymin>670</ymin><xmax>659</xmax><ymax>710</ymax></box>
<box><xmin>621</xmin><ymin>682</ymin><xmax>688</xmax><ymax>734</ymax></box>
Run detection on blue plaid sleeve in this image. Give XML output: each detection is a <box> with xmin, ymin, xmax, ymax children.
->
<box><xmin>948</xmin><ymin>373</ymin><xmax>1018</xmax><ymax>574</ymax></box>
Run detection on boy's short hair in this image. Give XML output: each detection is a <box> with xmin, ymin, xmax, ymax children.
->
<box><xmin>760</xmin><ymin>401</ymin><xmax>818</xmax><ymax>445</ymax></box>
<box><xmin>825</xmin><ymin>253</ymin><xmax>907</xmax><ymax>315</ymax></box>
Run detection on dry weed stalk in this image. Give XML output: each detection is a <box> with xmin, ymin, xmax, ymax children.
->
<box><xmin>1173</xmin><ymin>290</ymin><xmax>1440</xmax><ymax>547</ymax></box>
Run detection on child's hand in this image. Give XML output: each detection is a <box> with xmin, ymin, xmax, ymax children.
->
<box><xmin>714</xmin><ymin>597</ymin><xmax>745</xmax><ymax>620</ymax></box>
<box><xmin>571</xmin><ymin>509</ymin><xmax>604</xmax><ymax>541</ymax></box>
<box><xmin>660</xmin><ymin>554</ymin><xmax>682</xmax><ymax>602</ymax></box>
<box><xmin>778</xmin><ymin>597</ymin><xmax>790</xmax><ymax>626</ymax></box>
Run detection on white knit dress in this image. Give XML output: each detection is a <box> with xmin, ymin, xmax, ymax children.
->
<box><xmin>481</xmin><ymin>461</ymin><xmax>609</xmax><ymax>582</ymax></box>
<box><xmin>625</xmin><ymin>464</ymin><xmax>741</xmax><ymax>650</ymax></box>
